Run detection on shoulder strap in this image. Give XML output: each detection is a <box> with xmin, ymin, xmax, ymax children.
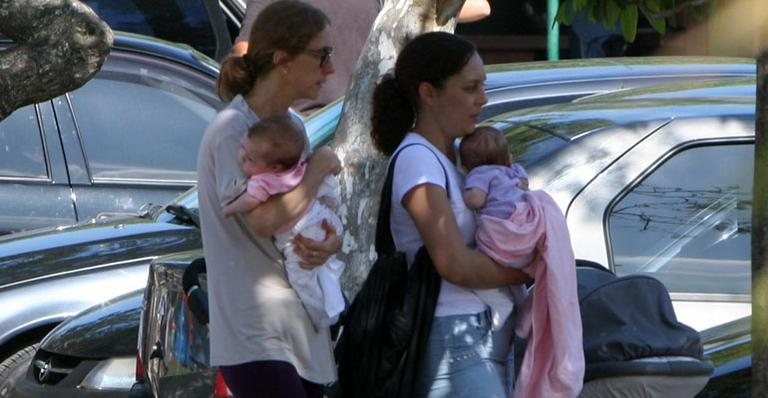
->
<box><xmin>375</xmin><ymin>142</ymin><xmax>451</xmax><ymax>256</ymax></box>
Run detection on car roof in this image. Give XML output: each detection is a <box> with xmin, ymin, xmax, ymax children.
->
<box><xmin>481</xmin><ymin>56</ymin><xmax>755</xmax><ymax>118</ymax></box>
<box><xmin>486</xmin><ymin>77</ymin><xmax>755</xmax><ymax>212</ymax></box>
<box><xmin>489</xmin><ymin>76</ymin><xmax>755</xmax><ymax>141</ymax></box>
<box><xmin>111</xmin><ymin>31</ymin><xmax>220</xmax><ymax>77</ymax></box>
<box><xmin>484</xmin><ymin>56</ymin><xmax>755</xmax><ymax>92</ymax></box>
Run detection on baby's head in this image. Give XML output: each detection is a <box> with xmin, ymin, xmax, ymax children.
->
<box><xmin>240</xmin><ymin>115</ymin><xmax>306</xmax><ymax>176</ymax></box>
<box><xmin>459</xmin><ymin>126</ymin><xmax>510</xmax><ymax>171</ymax></box>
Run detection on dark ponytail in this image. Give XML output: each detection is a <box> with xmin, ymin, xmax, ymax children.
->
<box><xmin>370</xmin><ymin>31</ymin><xmax>476</xmax><ymax>156</ymax></box>
<box><xmin>371</xmin><ymin>74</ymin><xmax>414</xmax><ymax>155</ymax></box>
<box><xmin>217</xmin><ymin>56</ymin><xmax>258</xmax><ymax>102</ymax></box>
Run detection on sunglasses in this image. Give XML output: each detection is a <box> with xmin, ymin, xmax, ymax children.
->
<box><xmin>299</xmin><ymin>46</ymin><xmax>334</xmax><ymax>67</ymax></box>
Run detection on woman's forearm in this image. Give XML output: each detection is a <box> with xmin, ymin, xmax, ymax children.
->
<box><xmin>242</xmin><ymin>171</ymin><xmax>324</xmax><ymax>237</ymax></box>
<box><xmin>442</xmin><ymin>248</ymin><xmax>531</xmax><ymax>288</ymax></box>
<box><xmin>457</xmin><ymin>0</ymin><xmax>491</xmax><ymax>23</ymax></box>
<box><xmin>405</xmin><ymin>184</ymin><xmax>531</xmax><ymax>289</ymax></box>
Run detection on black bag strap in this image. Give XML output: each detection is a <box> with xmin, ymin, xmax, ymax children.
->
<box><xmin>375</xmin><ymin>142</ymin><xmax>451</xmax><ymax>257</ymax></box>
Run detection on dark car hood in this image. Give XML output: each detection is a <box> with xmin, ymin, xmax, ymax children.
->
<box><xmin>40</xmin><ymin>289</ymin><xmax>144</xmax><ymax>358</ymax></box>
<box><xmin>0</xmin><ymin>215</ymin><xmax>201</xmax><ymax>288</ymax></box>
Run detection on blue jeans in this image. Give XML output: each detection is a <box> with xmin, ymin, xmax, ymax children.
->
<box><xmin>413</xmin><ymin>309</ymin><xmax>514</xmax><ymax>398</ymax></box>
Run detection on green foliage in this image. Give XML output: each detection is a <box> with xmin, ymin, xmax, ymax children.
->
<box><xmin>556</xmin><ymin>0</ymin><xmax>713</xmax><ymax>43</ymax></box>
<box><xmin>620</xmin><ymin>5</ymin><xmax>638</xmax><ymax>42</ymax></box>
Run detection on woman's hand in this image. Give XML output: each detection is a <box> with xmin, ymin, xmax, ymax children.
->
<box><xmin>292</xmin><ymin>220</ymin><xmax>342</xmax><ymax>269</ymax></box>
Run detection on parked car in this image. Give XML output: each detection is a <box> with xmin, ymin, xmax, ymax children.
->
<box><xmin>4</xmin><ymin>57</ymin><xmax>756</xmax><ymax>397</ymax></box>
<box><xmin>0</xmin><ymin>32</ymin><xmax>222</xmax><ymax>236</ymax></box>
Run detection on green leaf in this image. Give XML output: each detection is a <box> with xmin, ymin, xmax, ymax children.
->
<box><xmin>620</xmin><ymin>4</ymin><xmax>638</xmax><ymax>43</ymax></box>
<box><xmin>645</xmin><ymin>0</ymin><xmax>663</xmax><ymax>13</ymax></box>
<box><xmin>639</xmin><ymin>7</ymin><xmax>666</xmax><ymax>34</ymax></box>
<box><xmin>645</xmin><ymin>15</ymin><xmax>666</xmax><ymax>34</ymax></box>
<box><xmin>605</xmin><ymin>0</ymin><xmax>621</xmax><ymax>28</ymax></box>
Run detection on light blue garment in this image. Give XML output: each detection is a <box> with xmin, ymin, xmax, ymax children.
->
<box><xmin>414</xmin><ymin>309</ymin><xmax>515</xmax><ymax>398</ymax></box>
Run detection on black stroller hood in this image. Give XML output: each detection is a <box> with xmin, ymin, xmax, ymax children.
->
<box><xmin>576</xmin><ymin>264</ymin><xmax>710</xmax><ymax>381</ymax></box>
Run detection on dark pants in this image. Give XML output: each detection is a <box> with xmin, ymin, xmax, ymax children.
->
<box><xmin>219</xmin><ymin>360</ymin><xmax>324</xmax><ymax>398</ymax></box>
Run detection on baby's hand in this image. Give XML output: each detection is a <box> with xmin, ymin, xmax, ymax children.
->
<box><xmin>520</xmin><ymin>178</ymin><xmax>529</xmax><ymax>191</ymax></box>
<box><xmin>308</xmin><ymin>146</ymin><xmax>341</xmax><ymax>176</ymax></box>
<box><xmin>463</xmin><ymin>188</ymin><xmax>487</xmax><ymax>210</ymax></box>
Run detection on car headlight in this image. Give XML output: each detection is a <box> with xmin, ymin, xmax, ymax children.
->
<box><xmin>79</xmin><ymin>357</ymin><xmax>136</xmax><ymax>390</ymax></box>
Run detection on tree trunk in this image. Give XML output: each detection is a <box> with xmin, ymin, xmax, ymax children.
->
<box><xmin>333</xmin><ymin>0</ymin><xmax>465</xmax><ymax>298</ymax></box>
<box><xmin>753</xmin><ymin>50</ymin><xmax>768</xmax><ymax>398</ymax></box>
<box><xmin>0</xmin><ymin>0</ymin><xmax>112</xmax><ymax>121</ymax></box>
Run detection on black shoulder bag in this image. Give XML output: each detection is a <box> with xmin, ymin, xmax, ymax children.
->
<box><xmin>335</xmin><ymin>143</ymin><xmax>445</xmax><ymax>398</ymax></box>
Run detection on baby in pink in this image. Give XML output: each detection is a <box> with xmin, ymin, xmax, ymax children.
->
<box><xmin>460</xmin><ymin>126</ymin><xmax>584</xmax><ymax>398</ymax></box>
<box><xmin>223</xmin><ymin>115</ymin><xmax>345</xmax><ymax>329</ymax></box>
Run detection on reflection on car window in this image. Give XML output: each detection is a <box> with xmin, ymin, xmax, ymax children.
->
<box><xmin>69</xmin><ymin>68</ymin><xmax>218</xmax><ymax>183</ymax></box>
<box><xmin>608</xmin><ymin>144</ymin><xmax>752</xmax><ymax>299</ymax></box>
<box><xmin>0</xmin><ymin>105</ymin><xmax>47</xmax><ymax>179</ymax></box>
<box><xmin>500</xmin><ymin>122</ymin><xmax>569</xmax><ymax>169</ymax></box>
<box><xmin>81</xmin><ymin>0</ymin><xmax>217</xmax><ymax>58</ymax></box>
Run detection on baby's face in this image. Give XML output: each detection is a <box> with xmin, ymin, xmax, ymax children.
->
<box><xmin>239</xmin><ymin>137</ymin><xmax>276</xmax><ymax>176</ymax></box>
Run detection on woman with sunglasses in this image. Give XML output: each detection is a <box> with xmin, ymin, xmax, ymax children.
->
<box><xmin>197</xmin><ymin>1</ymin><xmax>342</xmax><ymax>397</ymax></box>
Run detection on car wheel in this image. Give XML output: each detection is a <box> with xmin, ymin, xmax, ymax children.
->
<box><xmin>0</xmin><ymin>344</ymin><xmax>38</xmax><ymax>397</ymax></box>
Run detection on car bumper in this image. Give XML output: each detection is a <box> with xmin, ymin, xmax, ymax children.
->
<box><xmin>10</xmin><ymin>360</ymin><xmax>132</xmax><ymax>398</ymax></box>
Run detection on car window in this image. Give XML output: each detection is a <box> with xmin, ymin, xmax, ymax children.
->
<box><xmin>608</xmin><ymin>143</ymin><xmax>752</xmax><ymax>299</ymax></box>
<box><xmin>0</xmin><ymin>105</ymin><xmax>47</xmax><ymax>179</ymax></box>
<box><xmin>68</xmin><ymin>58</ymin><xmax>220</xmax><ymax>183</ymax></box>
<box><xmin>81</xmin><ymin>0</ymin><xmax>218</xmax><ymax>58</ymax></box>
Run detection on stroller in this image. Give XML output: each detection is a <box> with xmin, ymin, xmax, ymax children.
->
<box><xmin>575</xmin><ymin>261</ymin><xmax>714</xmax><ymax>398</ymax></box>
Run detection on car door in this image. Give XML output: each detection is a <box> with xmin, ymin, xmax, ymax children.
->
<box><xmin>0</xmin><ymin>103</ymin><xmax>75</xmax><ymax>235</ymax></box>
<box><xmin>566</xmin><ymin>115</ymin><xmax>754</xmax><ymax>331</ymax></box>
<box><xmin>52</xmin><ymin>50</ymin><xmax>223</xmax><ymax>223</ymax></box>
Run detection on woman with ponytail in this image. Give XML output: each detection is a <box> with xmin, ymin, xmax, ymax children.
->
<box><xmin>197</xmin><ymin>1</ymin><xmax>342</xmax><ymax>396</ymax></box>
<box><xmin>370</xmin><ymin>31</ymin><xmax>531</xmax><ymax>397</ymax></box>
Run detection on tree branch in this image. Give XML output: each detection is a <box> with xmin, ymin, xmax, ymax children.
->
<box><xmin>0</xmin><ymin>0</ymin><xmax>113</xmax><ymax>121</ymax></box>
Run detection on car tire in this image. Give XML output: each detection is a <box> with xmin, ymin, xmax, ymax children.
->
<box><xmin>0</xmin><ymin>344</ymin><xmax>38</xmax><ymax>397</ymax></box>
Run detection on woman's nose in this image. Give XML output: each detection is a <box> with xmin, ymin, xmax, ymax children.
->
<box><xmin>478</xmin><ymin>90</ymin><xmax>488</xmax><ymax>106</ymax></box>
<box><xmin>322</xmin><ymin>59</ymin><xmax>335</xmax><ymax>75</ymax></box>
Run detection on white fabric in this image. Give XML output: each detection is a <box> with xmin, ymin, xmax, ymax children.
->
<box><xmin>274</xmin><ymin>176</ymin><xmax>346</xmax><ymax>329</ymax></box>
<box><xmin>389</xmin><ymin>133</ymin><xmax>486</xmax><ymax>317</ymax></box>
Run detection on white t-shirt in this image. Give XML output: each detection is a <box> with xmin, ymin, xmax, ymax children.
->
<box><xmin>389</xmin><ymin>133</ymin><xmax>486</xmax><ymax>317</ymax></box>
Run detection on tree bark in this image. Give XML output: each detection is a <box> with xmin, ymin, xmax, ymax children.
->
<box><xmin>753</xmin><ymin>50</ymin><xmax>768</xmax><ymax>398</ymax></box>
<box><xmin>333</xmin><ymin>0</ymin><xmax>464</xmax><ymax>298</ymax></box>
<box><xmin>0</xmin><ymin>0</ymin><xmax>112</xmax><ymax>121</ymax></box>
